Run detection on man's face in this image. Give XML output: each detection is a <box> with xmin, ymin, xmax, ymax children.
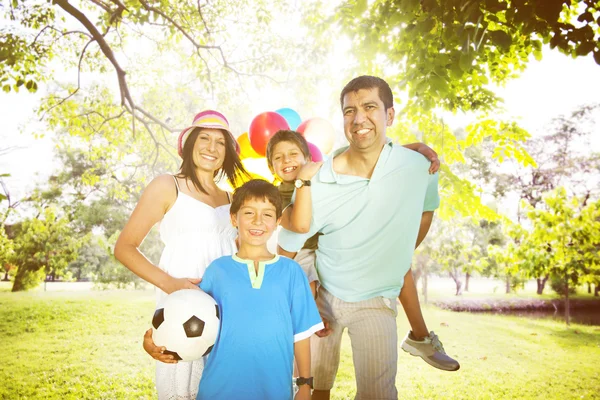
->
<box><xmin>342</xmin><ymin>88</ymin><xmax>394</xmax><ymax>153</ymax></box>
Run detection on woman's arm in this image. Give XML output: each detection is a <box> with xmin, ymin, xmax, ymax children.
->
<box><xmin>114</xmin><ymin>175</ymin><xmax>199</xmax><ymax>294</ymax></box>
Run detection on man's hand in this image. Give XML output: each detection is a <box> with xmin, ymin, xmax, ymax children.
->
<box><xmin>315</xmin><ymin>317</ymin><xmax>333</xmax><ymax>338</ymax></box>
<box><xmin>143</xmin><ymin>329</ymin><xmax>178</xmax><ymax>364</ymax></box>
<box><xmin>297</xmin><ymin>161</ymin><xmax>324</xmax><ymax>181</ymax></box>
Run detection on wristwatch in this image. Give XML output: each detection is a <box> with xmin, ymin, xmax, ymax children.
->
<box><xmin>294</xmin><ymin>179</ymin><xmax>311</xmax><ymax>189</ymax></box>
<box><xmin>295</xmin><ymin>376</ymin><xmax>314</xmax><ymax>389</ymax></box>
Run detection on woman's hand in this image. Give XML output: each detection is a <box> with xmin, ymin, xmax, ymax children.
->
<box><xmin>163</xmin><ymin>277</ymin><xmax>202</xmax><ymax>294</ymax></box>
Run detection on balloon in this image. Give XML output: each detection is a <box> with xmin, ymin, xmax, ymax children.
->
<box><xmin>248</xmin><ymin>112</ymin><xmax>290</xmax><ymax>156</ymax></box>
<box><xmin>307</xmin><ymin>142</ymin><xmax>323</xmax><ymax>162</ymax></box>
<box><xmin>242</xmin><ymin>157</ymin><xmax>274</xmax><ymax>182</ymax></box>
<box><xmin>275</xmin><ymin>108</ymin><xmax>302</xmax><ymax>130</ymax></box>
<box><xmin>297</xmin><ymin>117</ymin><xmax>335</xmax><ymax>154</ymax></box>
<box><xmin>237</xmin><ymin>132</ymin><xmax>262</xmax><ymax>160</ymax></box>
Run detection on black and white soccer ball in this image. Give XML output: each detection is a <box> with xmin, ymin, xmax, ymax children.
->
<box><xmin>152</xmin><ymin>289</ymin><xmax>220</xmax><ymax>361</ymax></box>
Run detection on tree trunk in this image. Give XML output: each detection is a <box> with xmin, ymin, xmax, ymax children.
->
<box><xmin>505</xmin><ymin>275</ymin><xmax>511</xmax><ymax>294</ymax></box>
<box><xmin>2</xmin><ymin>270</ymin><xmax>8</xmax><ymax>281</ymax></box>
<box><xmin>595</xmin><ymin>284</ymin><xmax>599</xmax><ymax>297</ymax></box>
<box><xmin>587</xmin><ymin>282</ymin><xmax>592</xmax><ymax>294</ymax></box>
<box><xmin>536</xmin><ymin>274</ymin><xmax>549</xmax><ymax>295</ymax></box>
<box><xmin>565</xmin><ymin>275</ymin><xmax>570</xmax><ymax>326</ymax></box>
<box><xmin>465</xmin><ymin>272</ymin><xmax>470</xmax><ymax>292</ymax></box>
<box><xmin>11</xmin><ymin>267</ymin><xmax>28</xmax><ymax>292</ymax></box>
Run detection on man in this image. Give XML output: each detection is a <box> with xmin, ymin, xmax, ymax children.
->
<box><xmin>278</xmin><ymin>75</ymin><xmax>459</xmax><ymax>400</ymax></box>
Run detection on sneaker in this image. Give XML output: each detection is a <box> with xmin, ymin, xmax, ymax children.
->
<box><xmin>401</xmin><ymin>330</ymin><xmax>460</xmax><ymax>371</ymax></box>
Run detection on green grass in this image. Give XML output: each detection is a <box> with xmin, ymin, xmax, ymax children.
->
<box><xmin>1</xmin><ymin>286</ymin><xmax>599</xmax><ymax>399</ymax></box>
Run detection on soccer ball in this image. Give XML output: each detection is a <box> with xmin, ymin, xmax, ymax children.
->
<box><xmin>152</xmin><ymin>289</ymin><xmax>220</xmax><ymax>361</ymax></box>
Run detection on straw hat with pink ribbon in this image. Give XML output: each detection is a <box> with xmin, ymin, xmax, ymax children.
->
<box><xmin>178</xmin><ymin>110</ymin><xmax>240</xmax><ymax>158</ymax></box>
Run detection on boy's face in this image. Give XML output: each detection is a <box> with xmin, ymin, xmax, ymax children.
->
<box><xmin>230</xmin><ymin>197</ymin><xmax>280</xmax><ymax>248</ymax></box>
<box><xmin>270</xmin><ymin>141</ymin><xmax>308</xmax><ymax>183</ymax></box>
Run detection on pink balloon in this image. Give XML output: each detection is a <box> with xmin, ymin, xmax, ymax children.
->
<box><xmin>297</xmin><ymin>117</ymin><xmax>335</xmax><ymax>154</ymax></box>
<box><xmin>307</xmin><ymin>142</ymin><xmax>323</xmax><ymax>162</ymax></box>
<box><xmin>249</xmin><ymin>112</ymin><xmax>290</xmax><ymax>156</ymax></box>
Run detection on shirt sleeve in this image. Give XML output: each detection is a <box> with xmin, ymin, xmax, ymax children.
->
<box><xmin>423</xmin><ymin>172</ymin><xmax>440</xmax><ymax>212</ymax></box>
<box><xmin>289</xmin><ymin>260</ymin><xmax>324</xmax><ymax>342</ymax></box>
<box><xmin>198</xmin><ymin>261</ymin><xmax>215</xmax><ymax>296</ymax></box>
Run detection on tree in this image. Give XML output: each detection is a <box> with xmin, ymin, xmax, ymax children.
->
<box><xmin>0</xmin><ymin>224</ymin><xmax>14</xmax><ymax>281</ymax></box>
<box><xmin>2</xmin><ymin>0</ymin><xmax>323</xmax><ymax>156</ymax></box>
<box><xmin>524</xmin><ymin>188</ymin><xmax>600</xmax><ymax>324</ymax></box>
<box><xmin>11</xmin><ymin>206</ymin><xmax>84</xmax><ymax>291</ymax></box>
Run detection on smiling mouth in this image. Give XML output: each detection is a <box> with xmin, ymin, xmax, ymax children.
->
<box><xmin>200</xmin><ymin>154</ymin><xmax>217</xmax><ymax>161</ymax></box>
<box><xmin>354</xmin><ymin>128</ymin><xmax>371</xmax><ymax>135</ymax></box>
<box><xmin>282</xmin><ymin>166</ymin><xmax>297</xmax><ymax>173</ymax></box>
<box><xmin>248</xmin><ymin>229</ymin><xmax>264</xmax><ymax>236</ymax></box>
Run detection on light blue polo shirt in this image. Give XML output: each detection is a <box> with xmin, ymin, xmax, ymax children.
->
<box><xmin>278</xmin><ymin>139</ymin><xmax>440</xmax><ymax>302</ymax></box>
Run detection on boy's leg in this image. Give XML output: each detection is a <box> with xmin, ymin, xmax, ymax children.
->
<box><xmin>399</xmin><ymin>268</ymin><xmax>460</xmax><ymax>371</ymax></box>
<box><xmin>312</xmin><ymin>287</ymin><xmax>345</xmax><ymax>400</ymax></box>
<box><xmin>398</xmin><ymin>268</ymin><xmax>428</xmax><ymax>339</ymax></box>
<box><xmin>347</xmin><ymin>296</ymin><xmax>399</xmax><ymax>400</ymax></box>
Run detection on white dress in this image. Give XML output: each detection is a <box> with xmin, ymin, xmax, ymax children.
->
<box><xmin>155</xmin><ymin>176</ymin><xmax>237</xmax><ymax>400</ymax></box>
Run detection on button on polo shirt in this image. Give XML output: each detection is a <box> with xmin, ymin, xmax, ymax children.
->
<box><xmin>278</xmin><ymin>139</ymin><xmax>440</xmax><ymax>302</ymax></box>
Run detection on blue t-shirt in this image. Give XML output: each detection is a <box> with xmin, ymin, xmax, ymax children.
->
<box><xmin>197</xmin><ymin>254</ymin><xmax>324</xmax><ymax>400</ymax></box>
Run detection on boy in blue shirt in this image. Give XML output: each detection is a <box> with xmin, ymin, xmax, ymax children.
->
<box><xmin>197</xmin><ymin>179</ymin><xmax>324</xmax><ymax>400</ymax></box>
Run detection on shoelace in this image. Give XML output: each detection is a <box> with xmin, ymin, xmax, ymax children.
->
<box><xmin>429</xmin><ymin>332</ymin><xmax>447</xmax><ymax>354</ymax></box>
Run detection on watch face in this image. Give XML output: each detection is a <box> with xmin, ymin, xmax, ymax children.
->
<box><xmin>294</xmin><ymin>179</ymin><xmax>303</xmax><ymax>189</ymax></box>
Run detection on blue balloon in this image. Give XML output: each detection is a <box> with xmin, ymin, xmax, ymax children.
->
<box><xmin>275</xmin><ymin>108</ymin><xmax>302</xmax><ymax>130</ymax></box>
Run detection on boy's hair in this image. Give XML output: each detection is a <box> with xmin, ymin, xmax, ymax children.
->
<box><xmin>230</xmin><ymin>179</ymin><xmax>283</xmax><ymax>219</ymax></box>
<box><xmin>340</xmin><ymin>75</ymin><xmax>394</xmax><ymax>111</ymax></box>
<box><xmin>265</xmin><ymin>130</ymin><xmax>311</xmax><ymax>172</ymax></box>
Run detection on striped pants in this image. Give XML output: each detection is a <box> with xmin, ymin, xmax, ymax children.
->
<box><xmin>311</xmin><ymin>287</ymin><xmax>399</xmax><ymax>400</ymax></box>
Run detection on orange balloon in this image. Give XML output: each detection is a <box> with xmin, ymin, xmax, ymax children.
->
<box><xmin>297</xmin><ymin>117</ymin><xmax>335</xmax><ymax>154</ymax></box>
<box><xmin>237</xmin><ymin>132</ymin><xmax>262</xmax><ymax>160</ymax></box>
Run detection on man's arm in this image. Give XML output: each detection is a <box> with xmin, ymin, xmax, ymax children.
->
<box><xmin>415</xmin><ymin>211</ymin><xmax>434</xmax><ymax>249</ymax></box>
<box><xmin>294</xmin><ymin>338</ymin><xmax>312</xmax><ymax>400</ymax></box>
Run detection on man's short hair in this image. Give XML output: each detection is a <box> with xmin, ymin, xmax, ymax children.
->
<box><xmin>230</xmin><ymin>179</ymin><xmax>283</xmax><ymax>219</ymax></box>
<box><xmin>266</xmin><ymin>130</ymin><xmax>311</xmax><ymax>172</ymax></box>
<box><xmin>340</xmin><ymin>75</ymin><xmax>394</xmax><ymax>111</ymax></box>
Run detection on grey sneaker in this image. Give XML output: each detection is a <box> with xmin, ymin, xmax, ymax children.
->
<box><xmin>401</xmin><ymin>331</ymin><xmax>460</xmax><ymax>371</ymax></box>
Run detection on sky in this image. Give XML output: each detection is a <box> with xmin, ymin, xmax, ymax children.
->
<box><xmin>1</xmin><ymin>42</ymin><xmax>599</xmax><ymax>205</ymax></box>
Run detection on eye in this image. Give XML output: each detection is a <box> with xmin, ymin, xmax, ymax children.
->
<box><xmin>264</xmin><ymin>213</ymin><xmax>273</xmax><ymax>218</ymax></box>
<box><xmin>366</xmin><ymin>105</ymin><xmax>375</xmax><ymax>110</ymax></box>
<box><xmin>217</xmin><ymin>141</ymin><xmax>225</xmax><ymax>146</ymax></box>
<box><xmin>344</xmin><ymin>109</ymin><xmax>354</xmax><ymax>115</ymax></box>
<box><xmin>274</xmin><ymin>156</ymin><xmax>281</xmax><ymax>161</ymax></box>
<box><xmin>199</xmin><ymin>135</ymin><xmax>209</xmax><ymax>141</ymax></box>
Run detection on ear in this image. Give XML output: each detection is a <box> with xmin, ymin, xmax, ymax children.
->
<box><xmin>276</xmin><ymin>216</ymin><xmax>282</xmax><ymax>227</ymax></box>
<box><xmin>230</xmin><ymin>213</ymin><xmax>237</xmax><ymax>228</ymax></box>
<box><xmin>386</xmin><ymin>107</ymin><xmax>395</xmax><ymax>127</ymax></box>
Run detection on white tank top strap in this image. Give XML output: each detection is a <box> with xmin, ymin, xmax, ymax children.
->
<box><xmin>226</xmin><ymin>191</ymin><xmax>231</xmax><ymax>203</ymax></box>
<box><xmin>172</xmin><ymin>175</ymin><xmax>181</xmax><ymax>193</ymax></box>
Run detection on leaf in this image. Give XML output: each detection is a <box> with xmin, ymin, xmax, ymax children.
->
<box><xmin>459</xmin><ymin>53</ymin><xmax>474</xmax><ymax>71</ymax></box>
<box><xmin>575</xmin><ymin>41</ymin><xmax>595</xmax><ymax>56</ymax></box>
<box><xmin>353</xmin><ymin>0</ymin><xmax>367</xmax><ymax>17</ymax></box>
<box><xmin>489</xmin><ymin>30</ymin><xmax>512</xmax><ymax>51</ymax></box>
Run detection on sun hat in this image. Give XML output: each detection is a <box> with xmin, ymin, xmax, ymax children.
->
<box><xmin>177</xmin><ymin>110</ymin><xmax>240</xmax><ymax>157</ymax></box>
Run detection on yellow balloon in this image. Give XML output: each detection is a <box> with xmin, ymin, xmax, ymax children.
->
<box><xmin>242</xmin><ymin>157</ymin><xmax>275</xmax><ymax>183</ymax></box>
<box><xmin>237</xmin><ymin>132</ymin><xmax>262</xmax><ymax>160</ymax></box>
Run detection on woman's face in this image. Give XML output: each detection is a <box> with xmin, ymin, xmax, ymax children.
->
<box><xmin>191</xmin><ymin>128</ymin><xmax>227</xmax><ymax>173</ymax></box>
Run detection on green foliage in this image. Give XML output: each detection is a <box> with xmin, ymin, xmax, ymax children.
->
<box><xmin>10</xmin><ymin>206</ymin><xmax>84</xmax><ymax>291</ymax></box>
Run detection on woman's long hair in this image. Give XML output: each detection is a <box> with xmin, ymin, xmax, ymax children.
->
<box><xmin>176</xmin><ymin>128</ymin><xmax>250</xmax><ymax>194</ymax></box>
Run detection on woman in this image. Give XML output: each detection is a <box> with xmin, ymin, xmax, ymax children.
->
<box><xmin>114</xmin><ymin>110</ymin><xmax>248</xmax><ymax>399</ymax></box>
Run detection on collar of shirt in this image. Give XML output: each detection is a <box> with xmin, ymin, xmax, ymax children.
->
<box><xmin>318</xmin><ymin>138</ymin><xmax>394</xmax><ymax>184</ymax></box>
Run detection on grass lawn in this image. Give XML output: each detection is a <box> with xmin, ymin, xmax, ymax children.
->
<box><xmin>1</xmin><ymin>285</ymin><xmax>599</xmax><ymax>399</ymax></box>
